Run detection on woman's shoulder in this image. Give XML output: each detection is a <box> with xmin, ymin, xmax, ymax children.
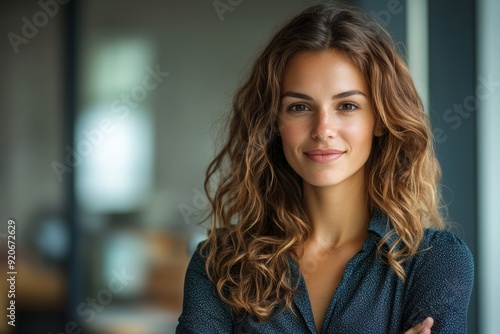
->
<box><xmin>188</xmin><ymin>230</ymin><xmax>227</xmax><ymax>268</ymax></box>
<box><xmin>179</xmin><ymin>237</ymin><xmax>235</xmax><ymax>332</ymax></box>
<box><xmin>189</xmin><ymin>239</ymin><xmax>210</xmax><ymax>265</ymax></box>
<box><xmin>420</xmin><ymin>227</ymin><xmax>472</xmax><ymax>255</ymax></box>
<box><xmin>409</xmin><ymin>227</ymin><xmax>474</xmax><ymax>278</ymax></box>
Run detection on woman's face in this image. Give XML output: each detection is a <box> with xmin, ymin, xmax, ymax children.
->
<box><xmin>277</xmin><ymin>49</ymin><xmax>376</xmax><ymax>189</ymax></box>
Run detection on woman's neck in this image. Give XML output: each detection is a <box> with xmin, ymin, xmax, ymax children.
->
<box><xmin>302</xmin><ymin>171</ymin><xmax>370</xmax><ymax>248</ymax></box>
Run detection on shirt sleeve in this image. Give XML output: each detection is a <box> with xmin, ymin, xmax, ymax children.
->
<box><xmin>176</xmin><ymin>241</ymin><xmax>234</xmax><ymax>334</ymax></box>
<box><xmin>402</xmin><ymin>230</ymin><xmax>474</xmax><ymax>333</ymax></box>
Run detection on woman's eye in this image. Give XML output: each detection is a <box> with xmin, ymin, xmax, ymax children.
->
<box><xmin>288</xmin><ymin>104</ymin><xmax>310</xmax><ymax>112</ymax></box>
<box><xmin>338</xmin><ymin>103</ymin><xmax>358</xmax><ymax>111</ymax></box>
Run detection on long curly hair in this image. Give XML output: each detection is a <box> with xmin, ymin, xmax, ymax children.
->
<box><xmin>201</xmin><ymin>2</ymin><xmax>444</xmax><ymax>321</ymax></box>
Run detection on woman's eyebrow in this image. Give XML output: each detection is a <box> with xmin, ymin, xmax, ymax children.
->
<box><xmin>281</xmin><ymin>89</ymin><xmax>367</xmax><ymax>100</ymax></box>
<box><xmin>332</xmin><ymin>89</ymin><xmax>367</xmax><ymax>99</ymax></box>
<box><xmin>281</xmin><ymin>91</ymin><xmax>314</xmax><ymax>100</ymax></box>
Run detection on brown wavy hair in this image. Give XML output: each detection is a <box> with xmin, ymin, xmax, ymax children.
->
<box><xmin>201</xmin><ymin>2</ymin><xmax>444</xmax><ymax>321</ymax></box>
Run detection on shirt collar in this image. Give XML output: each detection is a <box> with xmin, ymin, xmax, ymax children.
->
<box><xmin>367</xmin><ymin>208</ymin><xmax>397</xmax><ymax>246</ymax></box>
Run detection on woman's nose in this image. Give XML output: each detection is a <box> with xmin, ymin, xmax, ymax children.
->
<box><xmin>311</xmin><ymin>109</ymin><xmax>337</xmax><ymax>141</ymax></box>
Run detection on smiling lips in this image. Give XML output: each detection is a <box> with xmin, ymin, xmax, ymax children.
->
<box><xmin>304</xmin><ymin>149</ymin><xmax>345</xmax><ymax>163</ymax></box>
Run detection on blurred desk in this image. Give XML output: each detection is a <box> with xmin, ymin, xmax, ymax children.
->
<box><xmin>88</xmin><ymin>306</ymin><xmax>179</xmax><ymax>334</ymax></box>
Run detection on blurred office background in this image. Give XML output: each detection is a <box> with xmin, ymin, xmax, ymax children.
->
<box><xmin>0</xmin><ymin>0</ymin><xmax>498</xmax><ymax>333</ymax></box>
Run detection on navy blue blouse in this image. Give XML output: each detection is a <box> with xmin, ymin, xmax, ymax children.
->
<box><xmin>177</xmin><ymin>210</ymin><xmax>474</xmax><ymax>333</ymax></box>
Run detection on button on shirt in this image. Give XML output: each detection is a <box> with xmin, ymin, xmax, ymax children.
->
<box><xmin>177</xmin><ymin>210</ymin><xmax>474</xmax><ymax>333</ymax></box>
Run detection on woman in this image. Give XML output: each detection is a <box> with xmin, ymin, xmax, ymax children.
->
<box><xmin>177</xmin><ymin>3</ymin><xmax>474</xmax><ymax>333</ymax></box>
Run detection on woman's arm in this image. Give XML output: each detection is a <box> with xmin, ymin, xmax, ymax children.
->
<box><xmin>176</xmin><ymin>242</ymin><xmax>233</xmax><ymax>334</ymax></box>
<box><xmin>402</xmin><ymin>230</ymin><xmax>474</xmax><ymax>333</ymax></box>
